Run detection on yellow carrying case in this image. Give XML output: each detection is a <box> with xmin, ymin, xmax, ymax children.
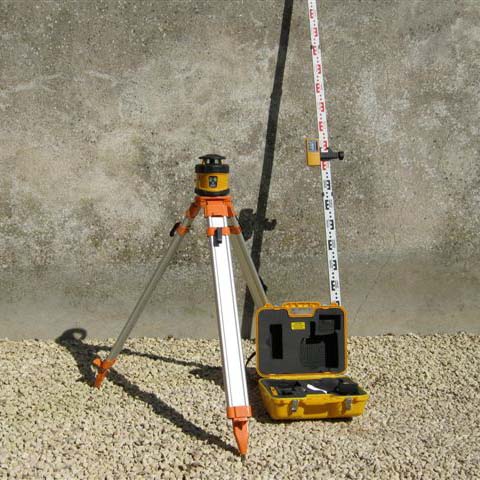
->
<box><xmin>255</xmin><ymin>302</ymin><xmax>369</xmax><ymax>420</ymax></box>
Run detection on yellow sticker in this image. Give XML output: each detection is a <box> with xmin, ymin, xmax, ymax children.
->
<box><xmin>291</xmin><ymin>321</ymin><xmax>306</xmax><ymax>331</ymax></box>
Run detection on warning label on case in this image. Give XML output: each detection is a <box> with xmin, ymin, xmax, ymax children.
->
<box><xmin>291</xmin><ymin>322</ymin><xmax>306</xmax><ymax>331</ymax></box>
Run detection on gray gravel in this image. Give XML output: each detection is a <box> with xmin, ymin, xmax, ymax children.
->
<box><xmin>0</xmin><ymin>331</ymin><xmax>479</xmax><ymax>479</ymax></box>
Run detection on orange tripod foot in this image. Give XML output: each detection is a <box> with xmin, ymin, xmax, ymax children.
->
<box><xmin>232</xmin><ymin>418</ymin><xmax>249</xmax><ymax>456</ymax></box>
<box><xmin>227</xmin><ymin>406</ymin><xmax>252</xmax><ymax>456</ymax></box>
<box><xmin>92</xmin><ymin>357</ymin><xmax>116</xmax><ymax>388</ymax></box>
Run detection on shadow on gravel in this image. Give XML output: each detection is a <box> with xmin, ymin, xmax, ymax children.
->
<box><xmin>55</xmin><ymin>328</ymin><xmax>238</xmax><ymax>455</ymax></box>
<box><xmin>56</xmin><ymin>330</ymin><xmax>354</xmax><ymax>429</ymax></box>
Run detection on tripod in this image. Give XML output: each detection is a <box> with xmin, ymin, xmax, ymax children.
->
<box><xmin>92</xmin><ymin>154</ymin><xmax>269</xmax><ymax>456</ymax></box>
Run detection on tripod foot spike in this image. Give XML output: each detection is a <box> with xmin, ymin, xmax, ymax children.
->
<box><xmin>92</xmin><ymin>357</ymin><xmax>116</xmax><ymax>388</ymax></box>
<box><xmin>227</xmin><ymin>406</ymin><xmax>251</xmax><ymax>456</ymax></box>
<box><xmin>232</xmin><ymin>418</ymin><xmax>249</xmax><ymax>457</ymax></box>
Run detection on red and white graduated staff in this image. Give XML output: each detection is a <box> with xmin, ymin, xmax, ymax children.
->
<box><xmin>307</xmin><ymin>0</ymin><xmax>342</xmax><ymax>305</ymax></box>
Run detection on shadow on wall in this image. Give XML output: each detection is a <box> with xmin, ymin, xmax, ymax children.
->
<box><xmin>240</xmin><ymin>0</ymin><xmax>294</xmax><ymax>338</ymax></box>
<box><xmin>55</xmin><ymin>328</ymin><xmax>268</xmax><ymax>454</ymax></box>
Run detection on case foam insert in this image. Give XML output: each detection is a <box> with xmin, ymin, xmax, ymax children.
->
<box><xmin>257</xmin><ymin>307</ymin><xmax>345</xmax><ymax>374</ymax></box>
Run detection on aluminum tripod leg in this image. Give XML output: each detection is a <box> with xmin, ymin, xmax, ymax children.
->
<box><xmin>208</xmin><ymin>216</ymin><xmax>251</xmax><ymax>456</ymax></box>
<box><xmin>228</xmin><ymin>216</ymin><xmax>269</xmax><ymax>308</ymax></box>
<box><xmin>93</xmin><ymin>213</ymin><xmax>196</xmax><ymax>387</ymax></box>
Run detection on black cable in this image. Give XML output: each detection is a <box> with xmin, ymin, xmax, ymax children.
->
<box><xmin>245</xmin><ymin>351</ymin><xmax>256</xmax><ymax>367</ymax></box>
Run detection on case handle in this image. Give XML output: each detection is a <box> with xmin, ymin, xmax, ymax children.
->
<box><xmin>281</xmin><ymin>302</ymin><xmax>322</xmax><ymax>317</ymax></box>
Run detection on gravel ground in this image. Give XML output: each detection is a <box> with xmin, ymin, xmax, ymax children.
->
<box><xmin>0</xmin><ymin>331</ymin><xmax>479</xmax><ymax>479</ymax></box>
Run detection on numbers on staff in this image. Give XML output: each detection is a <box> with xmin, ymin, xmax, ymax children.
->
<box><xmin>309</xmin><ymin>0</ymin><xmax>341</xmax><ymax>303</ymax></box>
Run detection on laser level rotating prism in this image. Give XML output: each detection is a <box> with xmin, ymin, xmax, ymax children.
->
<box><xmin>92</xmin><ymin>154</ymin><xmax>268</xmax><ymax>456</ymax></box>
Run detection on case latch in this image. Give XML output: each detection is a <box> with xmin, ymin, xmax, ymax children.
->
<box><xmin>289</xmin><ymin>399</ymin><xmax>299</xmax><ymax>414</ymax></box>
<box><xmin>343</xmin><ymin>397</ymin><xmax>353</xmax><ymax>411</ymax></box>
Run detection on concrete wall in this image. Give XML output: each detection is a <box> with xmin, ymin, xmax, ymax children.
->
<box><xmin>1</xmin><ymin>0</ymin><xmax>479</xmax><ymax>340</ymax></box>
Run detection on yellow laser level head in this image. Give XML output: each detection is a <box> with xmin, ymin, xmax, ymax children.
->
<box><xmin>195</xmin><ymin>154</ymin><xmax>230</xmax><ymax>197</ymax></box>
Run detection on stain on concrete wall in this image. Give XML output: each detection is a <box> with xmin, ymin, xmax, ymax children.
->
<box><xmin>0</xmin><ymin>0</ymin><xmax>479</xmax><ymax>339</ymax></box>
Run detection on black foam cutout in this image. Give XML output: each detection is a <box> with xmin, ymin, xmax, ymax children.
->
<box><xmin>257</xmin><ymin>307</ymin><xmax>345</xmax><ymax>375</ymax></box>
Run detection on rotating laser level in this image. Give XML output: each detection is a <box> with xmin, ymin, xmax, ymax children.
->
<box><xmin>92</xmin><ymin>155</ymin><xmax>268</xmax><ymax>456</ymax></box>
<box><xmin>195</xmin><ymin>154</ymin><xmax>230</xmax><ymax>196</ymax></box>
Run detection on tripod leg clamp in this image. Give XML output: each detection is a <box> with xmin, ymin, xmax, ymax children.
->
<box><xmin>92</xmin><ymin>357</ymin><xmax>116</xmax><ymax>388</ymax></box>
<box><xmin>207</xmin><ymin>226</ymin><xmax>240</xmax><ymax>237</ymax></box>
<box><xmin>207</xmin><ymin>226</ymin><xmax>233</xmax><ymax>246</ymax></box>
<box><xmin>170</xmin><ymin>222</ymin><xmax>189</xmax><ymax>237</ymax></box>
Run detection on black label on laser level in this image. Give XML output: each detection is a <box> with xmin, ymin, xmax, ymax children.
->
<box><xmin>209</xmin><ymin>176</ymin><xmax>218</xmax><ymax>188</ymax></box>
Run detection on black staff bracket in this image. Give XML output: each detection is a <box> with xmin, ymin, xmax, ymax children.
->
<box><xmin>320</xmin><ymin>148</ymin><xmax>344</xmax><ymax>161</ymax></box>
